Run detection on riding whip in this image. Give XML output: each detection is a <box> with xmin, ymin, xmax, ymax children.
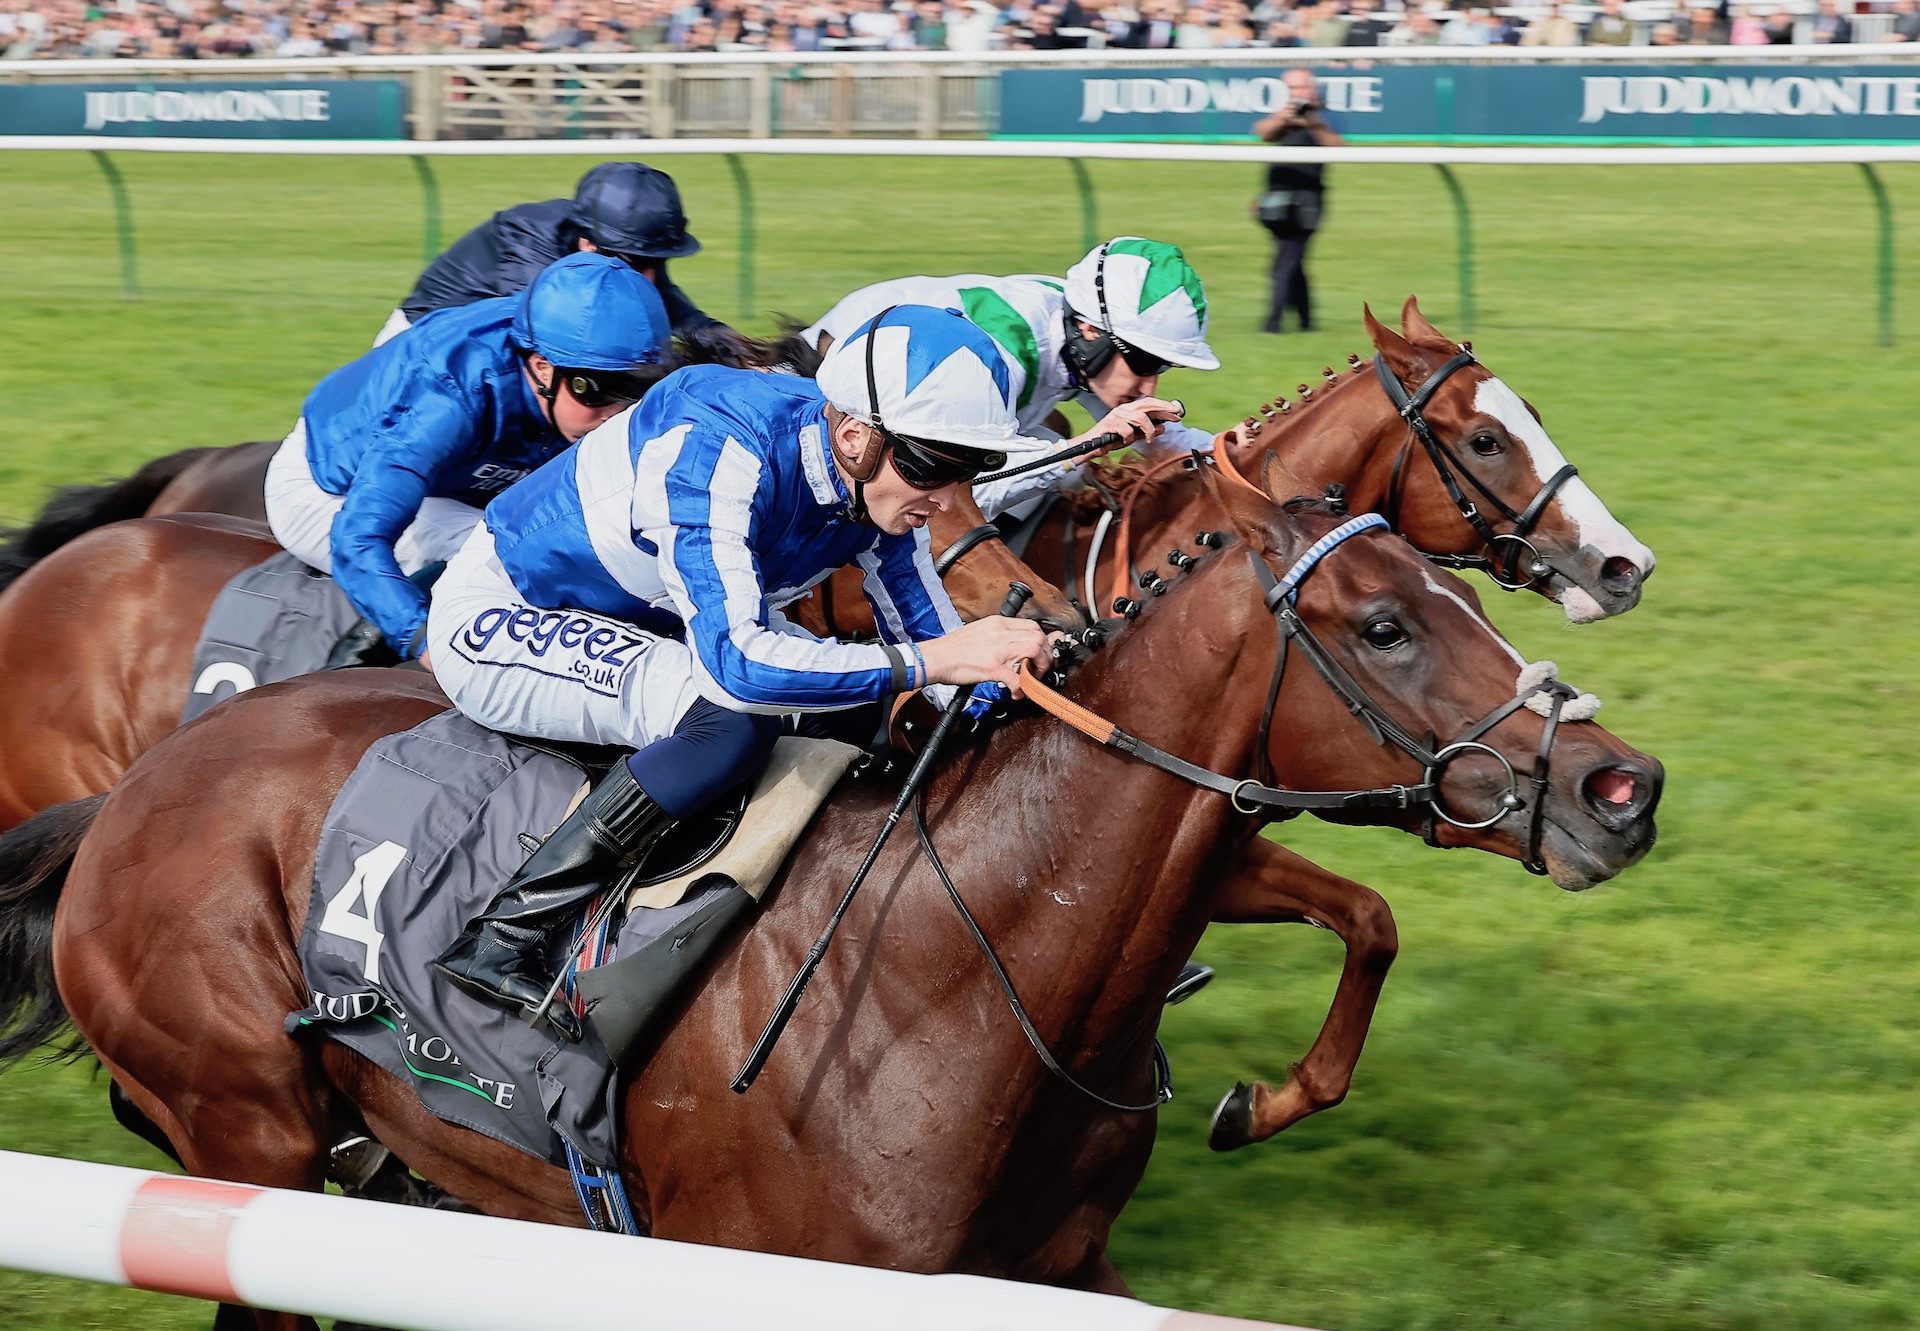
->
<box><xmin>971</xmin><ymin>399</ymin><xmax>1183</xmax><ymax>485</ymax></box>
<box><xmin>732</xmin><ymin>581</ymin><xmax>1035</xmax><ymax>1093</ymax></box>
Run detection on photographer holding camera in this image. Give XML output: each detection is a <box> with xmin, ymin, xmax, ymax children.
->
<box><xmin>1254</xmin><ymin>68</ymin><xmax>1344</xmax><ymax>335</ymax></box>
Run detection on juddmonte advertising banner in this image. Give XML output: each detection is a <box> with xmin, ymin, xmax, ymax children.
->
<box><xmin>0</xmin><ymin>80</ymin><xmax>407</xmax><ymax>138</ymax></box>
<box><xmin>998</xmin><ymin>65</ymin><xmax>1920</xmax><ymax>143</ymax></box>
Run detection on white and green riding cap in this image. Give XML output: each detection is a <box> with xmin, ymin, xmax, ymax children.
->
<box><xmin>1063</xmin><ymin>237</ymin><xmax>1220</xmax><ymax>371</ymax></box>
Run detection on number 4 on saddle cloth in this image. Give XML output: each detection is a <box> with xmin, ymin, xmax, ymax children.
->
<box><xmin>287</xmin><ymin>709</ymin><xmax>857</xmax><ymax>1171</ymax></box>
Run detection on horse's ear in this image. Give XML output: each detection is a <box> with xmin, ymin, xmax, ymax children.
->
<box><xmin>1214</xmin><ymin>467</ymin><xmax>1283</xmax><ymax>553</ymax></box>
<box><xmin>1366</xmin><ymin>301</ymin><xmax>1428</xmax><ymax>384</ymax></box>
<box><xmin>1400</xmin><ymin>295</ymin><xmax>1452</xmax><ymax>349</ymax></box>
<box><xmin>1259</xmin><ymin>450</ymin><xmax>1312</xmax><ymax>505</ymax></box>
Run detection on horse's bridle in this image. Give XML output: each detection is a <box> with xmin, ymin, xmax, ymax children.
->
<box><xmin>1375</xmin><ymin>350</ymin><xmax>1580</xmax><ymax>593</ymax></box>
<box><xmin>915</xmin><ymin>499</ymin><xmax>1588</xmax><ymax>1117</ymax></box>
<box><xmin>1021</xmin><ymin>504</ymin><xmax>1587</xmax><ymax>875</ymax></box>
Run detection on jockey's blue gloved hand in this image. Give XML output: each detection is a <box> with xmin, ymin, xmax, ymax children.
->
<box><xmin>963</xmin><ymin>681</ymin><xmax>1009</xmax><ymax>722</ymax></box>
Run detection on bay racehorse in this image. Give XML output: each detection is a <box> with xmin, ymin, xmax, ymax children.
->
<box><xmin>0</xmin><ymin>484</ymin><xmax>1660</xmax><ymax>1328</ymax></box>
<box><xmin>792</xmin><ymin>298</ymin><xmax>1660</xmax><ymax>1142</ymax></box>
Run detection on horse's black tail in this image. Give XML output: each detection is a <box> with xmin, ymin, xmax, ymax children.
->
<box><xmin>0</xmin><ymin>794</ymin><xmax>107</xmax><ymax>1069</ymax></box>
<box><xmin>0</xmin><ymin>447</ymin><xmax>214</xmax><ymax>597</ymax></box>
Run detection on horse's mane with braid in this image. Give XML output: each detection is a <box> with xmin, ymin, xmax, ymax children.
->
<box><xmin>1280</xmin><ymin>494</ymin><xmax>1344</xmax><ymax>519</ymax></box>
<box><xmin>1063</xmin><ymin>456</ymin><xmax>1191</xmax><ymax>520</ymax></box>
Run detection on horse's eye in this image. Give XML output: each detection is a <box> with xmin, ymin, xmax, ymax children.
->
<box><xmin>1362</xmin><ymin>619</ymin><xmax>1408</xmax><ymax>650</ymax></box>
<box><xmin>1470</xmin><ymin>432</ymin><xmax>1504</xmax><ymax>458</ymax></box>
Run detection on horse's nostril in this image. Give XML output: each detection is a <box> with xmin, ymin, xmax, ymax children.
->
<box><xmin>1600</xmin><ymin>556</ymin><xmax>1639</xmax><ymax>591</ymax></box>
<box><xmin>1582</xmin><ymin>766</ymin><xmax>1647</xmax><ymax>830</ymax></box>
<box><xmin>1588</xmin><ymin>768</ymin><xmax>1636</xmax><ymax>807</ymax></box>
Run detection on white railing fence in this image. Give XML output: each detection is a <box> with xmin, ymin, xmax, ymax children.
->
<box><xmin>0</xmin><ymin>1149</ymin><xmax>1309</xmax><ymax>1331</ymax></box>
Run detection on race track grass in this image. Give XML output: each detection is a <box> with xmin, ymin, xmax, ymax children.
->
<box><xmin>1</xmin><ymin>149</ymin><xmax>1916</xmax><ymax>1331</ymax></box>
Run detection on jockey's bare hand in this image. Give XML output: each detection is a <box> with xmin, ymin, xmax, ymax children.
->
<box><xmin>920</xmin><ymin>615</ymin><xmax>1056</xmax><ymax>697</ymax></box>
<box><xmin>1076</xmin><ymin>396</ymin><xmax>1186</xmax><ymax>456</ymax></box>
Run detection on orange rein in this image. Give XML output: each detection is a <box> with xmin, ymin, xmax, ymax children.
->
<box><xmin>1015</xmin><ymin>661</ymin><xmax>1118</xmax><ymax>747</ymax></box>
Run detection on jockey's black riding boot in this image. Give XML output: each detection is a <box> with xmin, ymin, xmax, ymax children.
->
<box><xmin>432</xmin><ymin>762</ymin><xmax>673</xmax><ymax>1041</ymax></box>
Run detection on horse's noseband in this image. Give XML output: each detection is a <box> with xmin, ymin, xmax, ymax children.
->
<box><xmin>1375</xmin><ymin>351</ymin><xmax>1580</xmax><ymax>593</ymax></box>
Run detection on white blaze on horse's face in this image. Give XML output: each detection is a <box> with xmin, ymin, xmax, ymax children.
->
<box><xmin>1420</xmin><ymin>567</ymin><xmax>1526</xmax><ymax>672</ymax></box>
<box><xmin>1472</xmin><ymin>378</ymin><xmax>1656</xmax><ymax>624</ymax></box>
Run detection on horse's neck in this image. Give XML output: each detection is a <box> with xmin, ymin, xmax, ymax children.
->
<box><xmin>928</xmin><ymin>557</ymin><xmax>1272</xmax><ymax>1068</ymax></box>
<box><xmin>1258</xmin><ymin>367</ymin><xmax>1406</xmax><ymax>512</ymax></box>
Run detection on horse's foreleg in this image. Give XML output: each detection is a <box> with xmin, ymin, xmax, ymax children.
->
<box><xmin>1205</xmin><ymin>838</ymin><xmax>1398</xmax><ymax>1150</ymax></box>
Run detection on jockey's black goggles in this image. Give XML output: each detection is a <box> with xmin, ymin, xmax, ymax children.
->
<box><xmin>884</xmin><ymin>431</ymin><xmax>1007</xmax><ymax>491</ymax></box>
<box><xmin>1114</xmin><ymin>340</ymin><xmax>1174</xmax><ymax>378</ymax></box>
<box><xmin>559</xmin><ymin>366</ymin><xmax>654</xmax><ymax>408</ymax></box>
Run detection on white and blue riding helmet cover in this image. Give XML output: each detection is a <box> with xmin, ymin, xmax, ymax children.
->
<box><xmin>511</xmin><ymin>251</ymin><xmax>672</xmax><ymax>371</ymax></box>
<box><xmin>814</xmin><ymin>303</ymin><xmax>1024</xmax><ymax>459</ymax></box>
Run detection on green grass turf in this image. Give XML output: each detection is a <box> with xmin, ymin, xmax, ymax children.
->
<box><xmin>1</xmin><ymin>150</ymin><xmax>1917</xmax><ymax>1331</ymax></box>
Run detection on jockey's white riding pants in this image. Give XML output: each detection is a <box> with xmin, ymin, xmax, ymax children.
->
<box><xmin>372</xmin><ymin>308</ymin><xmax>412</xmax><ymax>347</ymax></box>
<box><xmin>425</xmin><ymin>524</ymin><xmax>705</xmax><ymax>752</ymax></box>
<box><xmin>265</xmin><ymin>423</ymin><xmax>485</xmax><ymax>580</ymax></box>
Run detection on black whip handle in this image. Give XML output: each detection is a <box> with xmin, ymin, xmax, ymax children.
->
<box><xmin>974</xmin><ymin>433</ymin><xmax>1121</xmax><ymax>485</ymax></box>
<box><xmin>971</xmin><ymin>398</ymin><xmax>1186</xmax><ymax>485</ymax></box>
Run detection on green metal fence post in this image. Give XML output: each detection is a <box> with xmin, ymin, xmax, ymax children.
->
<box><xmin>410</xmin><ymin>155</ymin><xmax>442</xmax><ymax>268</ymax></box>
<box><xmin>1433</xmin><ymin>163</ymin><xmax>1474</xmax><ymax>334</ymax></box>
<box><xmin>1068</xmin><ymin>157</ymin><xmax>1098</xmax><ymax>254</ymax></box>
<box><xmin>89</xmin><ymin>150</ymin><xmax>138</xmax><ymax>302</ymax></box>
<box><xmin>1859</xmin><ymin>163</ymin><xmax>1895</xmax><ymax>348</ymax></box>
<box><xmin>725</xmin><ymin>153</ymin><xmax>756</xmax><ymax>322</ymax></box>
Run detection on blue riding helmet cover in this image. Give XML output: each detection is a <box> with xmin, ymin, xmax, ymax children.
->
<box><xmin>511</xmin><ymin>251</ymin><xmax>671</xmax><ymax>372</ymax></box>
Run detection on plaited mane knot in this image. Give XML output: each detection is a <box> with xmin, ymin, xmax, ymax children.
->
<box><xmin>1516</xmin><ymin>661</ymin><xmax>1601</xmax><ymax>721</ymax></box>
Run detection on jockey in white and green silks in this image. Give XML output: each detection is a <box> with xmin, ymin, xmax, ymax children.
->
<box><xmin>804</xmin><ymin>237</ymin><xmax>1221</xmax><ymax>519</ymax></box>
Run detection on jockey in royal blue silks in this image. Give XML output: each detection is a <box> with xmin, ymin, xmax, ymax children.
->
<box><xmin>264</xmin><ymin>251</ymin><xmax>672</xmax><ymax>668</ymax></box>
<box><xmin>427</xmin><ymin>305</ymin><xmax>1058</xmax><ymax>1040</ymax></box>
<box><xmin>374</xmin><ymin>160</ymin><xmax>722</xmax><ymax>348</ymax></box>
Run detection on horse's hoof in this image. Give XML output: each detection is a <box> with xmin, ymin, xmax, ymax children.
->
<box><xmin>1208</xmin><ymin>1081</ymin><xmax>1256</xmax><ymax>1152</ymax></box>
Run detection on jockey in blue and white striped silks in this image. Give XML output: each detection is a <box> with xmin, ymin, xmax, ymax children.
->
<box><xmin>429</xmin><ymin>305</ymin><xmax>1059</xmax><ymax>1039</ymax></box>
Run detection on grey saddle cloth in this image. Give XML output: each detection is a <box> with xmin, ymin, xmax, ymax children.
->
<box><xmin>288</xmin><ymin>710</ymin><xmax>854</xmax><ymax>1169</ymax></box>
<box><xmin>183</xmin><ymin>552</ymin><xmax>360</xmax><ymax>723</ymax></box>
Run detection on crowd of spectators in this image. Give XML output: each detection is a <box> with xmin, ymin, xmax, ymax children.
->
<box><xmin>5</xmin><ymin>0</ymin><xmax>1917</xmax><ymax>59</ymax></box>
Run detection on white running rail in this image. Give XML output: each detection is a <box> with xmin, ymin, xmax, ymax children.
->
<box><xmin>0</xmin><ymin>1149</ymin><xmax>1309</xmax><ymax>1331</ymax></box>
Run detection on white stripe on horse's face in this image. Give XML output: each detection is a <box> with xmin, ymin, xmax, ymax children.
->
<box><xmin>1420</xmin><ymin>566</ymin><xmax>1527</xmax><ymax>673</ymax></box>
<box><xmin>1472</xmin><ymin>377</ymin><xmax>1656</xmax><ymax>624</ymax></box>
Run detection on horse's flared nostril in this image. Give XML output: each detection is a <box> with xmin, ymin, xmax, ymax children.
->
<box><xmin>1583</xmin><ymin>763</ymin><xmax>1655</xmax><ymax>830</ymax></box>
<box><xmin>1600</xmin><ymin>556</ymin><xmax>1641</xmax><ymax>596</ymax></box>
